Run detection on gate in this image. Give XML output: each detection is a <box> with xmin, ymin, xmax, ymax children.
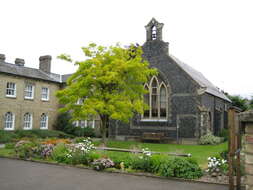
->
<box><xmin>228</xmin><ymin>108</ymin><xmax>242</xmax><ymax>190</ymax></box>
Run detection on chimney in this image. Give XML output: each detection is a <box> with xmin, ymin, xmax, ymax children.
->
<box><xmin>39</xmin><ymin>55</ymin><xmax>51</xmax><ymax>73</ymax></box>
<box><xmin>0</xmin><ymin>54</ymin><xmax>6</xmax><ymax>62</ymax></box>
<box><xmin>15</xmin><ymin>58</ymin><xmax>25</xmax><ymax>66</ymax></box>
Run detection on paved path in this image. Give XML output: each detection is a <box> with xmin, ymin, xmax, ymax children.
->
<box><xmin>0</xmin><ymin>158</ymin><xmax>228</xmax><ymax>190</ymax></box>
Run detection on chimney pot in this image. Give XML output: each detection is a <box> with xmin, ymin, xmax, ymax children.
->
<box><xmin>15</xmin><ymin>58</ymin><xmax>25</xmax><ymax>66</ymax></box>
<box><xmin>0</xmin><ymin>54</ymin><xmax>6</xmax><ymax>62</ymax></box>
<box><xmin>39</xmin><ymin>55</ymin><xmax>51</xmax><ymax>73</ymax></box>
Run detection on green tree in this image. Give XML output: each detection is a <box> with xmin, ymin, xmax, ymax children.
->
<box><xmin>249</xmin><ymin>96</ymin><xmax>253</xmax><ymax>110</ymax></box>
<box><xmin>56</xmin><ymin>44</ymin><xmax>157</xmax><ymax>143</ymax></box>
<box><xmin>227</xmin><ymin>95</ymin><xmax>248</xmax><ymax>111</ymax></box>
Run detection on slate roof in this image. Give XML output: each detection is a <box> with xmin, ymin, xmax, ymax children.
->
<box><xmin>0</xmin><ymin>61</ymin><xmax>61</xmax><ymax>83</ymax></box>
<box><xmin>170</xmin><ymin>55</ymin><xmax>231</xmax><ymax>102</ymax></box>
<box><xmin>61</xmin><ymin>74</ymin><xmax>72</xmax><ymax>83</ymax></box>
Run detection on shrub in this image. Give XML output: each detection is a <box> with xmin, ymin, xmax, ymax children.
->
<box><xmin>107</xmin><ymin>153</ymin><xmax>133</xmax><ymax>169</ymax></box>
<box><xmin>220</xmin><ymin>149</ymin><xmax>228</xmax><ymax>160</ymax></box>
<box><xmin>91</xmin><ymin>158</ymin><xmax>114</xmax><ymax>171</ymax></box>
<box><xmin>199</xmin><ymin>133</ymin><xmax>222</xmax><ymax>145</ymax></box>
<box><xmin>14</xmin><ymin>129</ymin><xmax>73</xmax><ymax>139</ymax></box>
<box><xmin>5</xmin><ymin>143</ymin><xmax>15</xmax><ymax>149</ymax></box>
<box><xmin>149</xmin><ymin>154</ymin><xmax>169</xmax><ymax>173</ymax></box>
<box><xmin>219</xmin><ymin>129</ymin><xmax>228</xmax><ymax>141</ymax></box>
<box><xmin>159</xmin><ymin>157</ymin><xmax>203</xmax><ymax>179</ymax></box>
<box><xmin>130</xmin><ymin>148</ymin><xmax>153</xmax><ymax>172</ymax></box>
<box><xmin>53</xmin><ymin>112</ymin><xmax>73</xmax><ymax>132</ymax></box>
<box><xmin>206</xmin><ymin>157</ymin><xmax>228</xmax><ymax>175</ymax></box>
<box><xmin>0</xmin><ymin>130</ymin><xmax>17</xmax><ymax>143</ymax></box>
<box><xmin>15</xmin><ymin>140</ymin><xmax>37</xmax><ymax>159</ymax></box>
<box><xmin>72</xmin><ymin>127</ymin><xmax>95</xmax><ymax>137</ymax></box>
<box><xmin>51</xmin><ymin>143</ymin><xmax>70</xmax><ymax>163</ymax></box>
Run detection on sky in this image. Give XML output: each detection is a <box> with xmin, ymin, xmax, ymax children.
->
<box><xmin>0</xmin><ymin>0</ymin><xmax>252</xmax><ymax>98</ymax></box>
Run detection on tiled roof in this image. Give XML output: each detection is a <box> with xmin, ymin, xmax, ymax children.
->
<box><xmin>171</xmin><ymin>55</ymin><xmax>231</xmax><ymax>102</ymax></box>
<box><xmin>0</xmin><ymin>61</ymin><xmax>61</xmax><ymax>83</ymax></box>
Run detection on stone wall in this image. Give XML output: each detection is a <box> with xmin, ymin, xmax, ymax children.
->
<box><xmin>0</xmin><ymin>73</ymin><xmax>60</xmax><ymax>130</ymax></box>
<box><xmin>239</xmin><ymin>110</ymin><xmax>253</xmax><ymax>190</ymax></box>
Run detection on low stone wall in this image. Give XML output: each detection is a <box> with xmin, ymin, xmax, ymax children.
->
<box><xmin>239</xmin><ymin>110</ymin><xmax>253</xmax><ymax>190</ymax></box>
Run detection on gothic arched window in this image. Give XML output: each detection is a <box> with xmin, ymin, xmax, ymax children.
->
<box><xmin>160</xmin><ymin>83</ymin><xmax>167</xmax><ymax>118</ymax></box>
<box><xmin>151</xmin><ymin>78</ymin><xmax>158</xmax><ymax>117</ymax></box>
<box><xmin>151</xmin><ymin>25</ymin><xmax>157</xmax><ymax>40</ymax></box>
<box><xmin>143</xmin><ymin>76</ymin><xmax>168</xmax><ymax>120</ymax></box>
<box><xmin>144</xmin><ymin>84</ymin><xmax>150</xmax><ymax>118</ymax></box>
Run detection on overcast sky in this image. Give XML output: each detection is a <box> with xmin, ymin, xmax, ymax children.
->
<box><xmin>0</xmin><ymin>0</ymin><xmax>252</xmax><ymax>97</ymax></box>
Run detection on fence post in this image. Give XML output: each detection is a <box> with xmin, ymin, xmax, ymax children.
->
<box><xmin>228</xmin><ymin>109</ymin><xmax>236</xmax><ymax>190</ymax></box>
<box><xmin>239</xmin><ymin>110</ymin><xmax>253</xmax><ymax>190</ymax></box>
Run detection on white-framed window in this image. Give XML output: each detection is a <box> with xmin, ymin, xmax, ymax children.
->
<box><xmin>24</xmin><ymin>113</ymin><xmax>32</xmax><ymax>130</ymax></box>
<box><xmin>73</xmin><ymin>120</ymin><xmax>95</xmax><ymax>128</ymax></box>
<box><xmin>4</xmin><ymin>112</ymin><xmax>15</xmax><ymax>130</ymax></box>
<box><xmin>6</xmin><ymin>82</ymin><xmax>16</xmax><ymax>97</ymax></box>
<box><xmin>41</xmin><ymin>87</ymin><xmax>49</xmax><ymax>101</ymax></box>
<box><xmin>142</xmin><ymin>76</ymin><xmax>168</xmax><ymax>121</ymax></box>
<box><xmin>24</xmin><ymin>84</ymin><xmax>34</xmax><ymax>99</ymax></box>
<box><xmin>40</xmin><ymin>113</ymin><xmax>48</xmax><ymax>129</ymax></box>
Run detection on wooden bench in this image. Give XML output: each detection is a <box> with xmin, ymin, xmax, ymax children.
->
<box><xmin>141</xmin><ymin>132</ymin><xmax>165</xmax><ymax>143</ymax></box>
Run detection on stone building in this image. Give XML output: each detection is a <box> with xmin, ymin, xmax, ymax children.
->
<box><xmin>0</xmin><ymin>55</ymin><xmax>61</xmax><ymax>130</ymax></box>
<box><xmin>109</xmin><ymin>18</ymin><xmax>231</xmax><ymax>142</ymax></box>
<box><xmin>0</xmin><ymin>55</ymin><xmax>98</xmax><ymax>130</ymax></box>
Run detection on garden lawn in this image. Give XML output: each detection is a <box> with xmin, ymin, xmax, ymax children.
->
<box><xmin>0</xmin><ymin>148</ymin><xmax>15</xmax><ymax>157</ymax></box>
<box><xmin>95</xmin><ymin>140</ymin><xmax>228</xmax><ymax>168</ymax></box>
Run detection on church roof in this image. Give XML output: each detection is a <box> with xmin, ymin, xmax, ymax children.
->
<box><xmin>0</xmin><ymin>61</ymin><xmax>61</xmax><ymax>83</ymax></box>
<box><xmin>170</xmin><ymin>55</ymin><xmax>231</xmax><ymax>102</ymax></box>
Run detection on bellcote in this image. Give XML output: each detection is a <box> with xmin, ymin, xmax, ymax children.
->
<box><xmin>145</xmin><ymin>18</ymin><xmax>164</xmax><ymax>41</ymax></box>
<box><xmin>143</xmin><ymin>18</ymin><xmax>169</xmax><ymax>58</ymax></box>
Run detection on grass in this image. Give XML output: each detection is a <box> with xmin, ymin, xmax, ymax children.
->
<box><xmin>94</xmin><ymin>140</ymin><xmax>228</xmax><ymax>168</ymax></box>
<box><xmin>0</xmin><ymin>148</ymin><xmax>15</xmax><ymax>157</ymax></box>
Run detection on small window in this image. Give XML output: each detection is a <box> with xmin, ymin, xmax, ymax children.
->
<box><xmin>40</xmin><ymin>113</ymin><xmax>48</xmax><ymax>129</ymax></box>
<box><xmin>73</xmin><ymin>120</ymin><xmax>95</xmax><ymax>128</ymax></box>
<box><xmin>24</xmin><ymin>84</ymin><xmax>34</xmax><ymax>99</ymax></box>
<box><xmin>24</xmin><ymin>113</ymin><xmax>32</xmax><ymax>129</ymax></box>
<box><xmin>4</xmin><ymin>112</ymin><xmax>15</xmax><ymax>130</ymax></box>
<box><xmin>6</xmin><ymin>82</ymin><xmax>16</xmax><ymax>97</ymax></box>
<box><xmin>151</xmin><ymin>25</ymin><xmax>157</xmax><ymax>40</ymax></box>
<box><xmin>41</xmin><ymin>87</ymin><xmax>49</xmax><ymax>101</ymax></box>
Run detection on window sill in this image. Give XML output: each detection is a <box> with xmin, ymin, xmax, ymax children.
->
<box><xmin>4</xmin><ymin>128</ymin><xmax>14</xmax><ymax>131</ymax></box>
<box><xmin>24</xmin><ymin>97</ymin><xmax>34</xmax><ymax>100</ymax></box>
<box><xmin>41</xmin><ymin>99</ymin><xmax>49</xmax><ymax>102</ymax></box>
<box><xmin>140</xmin><ymin>119</ymin><xmax>168</xmax><ymax>122</ymax></box>
<box><xmin>40</xmin><ymin>128</ymin><xmax>48</xmax><ymax>130</ymax></box>
<box><xmin>23</xmin><ymin>128</ymin><xmax>32</xmax><ymax>130</ymax></box>
<box><xmin>6</xmin><ymin>95</ymin><xmax>16</xmax><ymax>99</ymax></box>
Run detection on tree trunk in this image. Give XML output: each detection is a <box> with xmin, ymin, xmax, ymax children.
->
<box><xmin>100</xmin><ymin>115</ymin><xmax>109</xmax><ymax>145</ymax></box>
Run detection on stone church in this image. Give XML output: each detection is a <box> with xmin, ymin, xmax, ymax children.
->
<box><xmin>0</xmin><ymin>18</ymin><xmax>230</xmax><ymax>142</ymax></box>
<box><xmin>109</xmin><ymin>18</ymin><xmax>231</xmax><ymax>142</ymax></box>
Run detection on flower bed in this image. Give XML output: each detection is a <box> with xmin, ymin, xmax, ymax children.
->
<box><xmin>11</xmin><ymin>138</ymin><xmax>204</xmax><ymax>180</ymax></box>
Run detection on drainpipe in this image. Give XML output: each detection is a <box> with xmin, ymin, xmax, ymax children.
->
<box><xmin>176</xmin><ymin>122</ymin><xmax>179</xmax><ymax>144</ymax></box>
